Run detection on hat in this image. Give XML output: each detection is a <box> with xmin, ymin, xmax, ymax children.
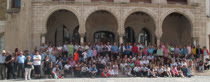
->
<box><xmin>2</xmin><ymin>50</ymin><xmax>6</xmax><ymax>53</ymax></box>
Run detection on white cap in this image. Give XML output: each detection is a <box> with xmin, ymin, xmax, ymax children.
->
<box><xmin>2</xmin><ymin>50</ymin><xmax>6</xmax><ymax>53</ymax></box>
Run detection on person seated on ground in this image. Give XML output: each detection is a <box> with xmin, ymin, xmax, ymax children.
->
<box><xmin>157</xmin><ymin>66</ymin><xmax>165</xmax><ymax>77</ymax></box>
<box><xmin>204</xmin><ymin>59</ymin><xmax>210</xmax><ymax>70</ymax></box>
<box><xmin>96</xmin><ymin>61</ymin><xmax>104</xmax><ymax>76</ymax></box>
<box><xmin>54</xmin><ymin>69</ymin><xmax>63</xmax><ymax>79</ymax></box>
<box><xmin>125</xmin><ymin>65</ymin><xmax>132</xmax><ymax>76</ymax></box>
<box><xmin>63</xmin><ymin>63</ymin><xmax>71</xmax><ymax>76</ymax></box>
<box><xmin>81</xmin><ymin>64</ymin><xmax>89</xmax><ymax>77</ymax></box>
<box><xmin>177</xmin><ymin>65</ymin><xmax>184</xmax><ymax>77</ymax></box>
<box><xmin>113</xmin><ymin>62</ymin><xmax>119</xmax><ymax>76</ymax></box>
<box><xmin>170</xmin><ymin>65</ymin><xmax>178</xmax><ymax>77</ymax></box>
<box><xmin>75</xmin><ymin>62</ymin><xmax>82</xmax><ymax>77</ymax></box>
<box><xmin>165</xmin><ymin>65</ymin><xmax>172</xmax><ymax>77</ymax></box>
<box><xmin>89</xmin><ymin>64</ymin><xmax>98</xmax><ymax>78</ymax></box>
<box><xmin>198</xmin><ymin>60</ymin><xmax>204</xmax><ymax>73</ymax></box>
<box><xmin>108</xmin><ymin>66</ymin><xmax>114</xmax><ymax>76</ymax></box>
<box><xmin>181</xmin><ymin>65</ymin><xmax>193</xmax><ymax>77</ymax></box>
<box><xmin>52</xmin><ymin>65</ymin><xmax>63</xmax><ymax>79</ymax></box>
<box><xmin>102</xmin><ymin>66</ymin><xmax>110</xmax><ymax>77</ymax></box>
<box><xmin>120</xmin><ymin>60</ymin><xmax>127</xmax><ymax>74</ymax></box>
<box><xmin>140</xmin><ymin>64</ymin><xmax>148</xmax><ymax>77</ymax></box>
<box><xmin>133</xmin><ymin>64</ymin><xmax>141</xmax><ymax>77</ymax></box>
<box><xmin>148</xmin><ymin>65</ymin><xmax>156</xmax><ymax>78</ymax></box>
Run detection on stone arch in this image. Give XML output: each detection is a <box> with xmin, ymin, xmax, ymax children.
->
<box><xmin>84</xmin><ymin>6</ymin><xmax>120</xmax><ymax>33</ymax></box>
<box><xmin>42</xmin><ymin>5</ymin><xmax>81</xmax><ymax>35</ymax></box>
<box><xmin>160</xmin><ymin>9</ymin><xmax>195</xmax><ymax>37</ymax></box>
<box><xmin>123</xmin><ymin>8</ymin><xmax>158</xmax><ymax>36</ymax></box>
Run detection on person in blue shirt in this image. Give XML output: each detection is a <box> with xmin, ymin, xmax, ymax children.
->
<box><xmin>89</xmin><ymin>64</ymin><xmax>98</xmax><ymax>78</ymax></box>
<box><xmin>111</xmin><ymin>42</ymin><xmax>118</xmax><ymax>59</ymax></box>
<box><xmin>87</xmin><ymin>47</ymin><xmax>93</xmax><ymax>60</ymax></box>
<box><xmin>148</xmin><ymin>46</ymin><xmax>154</xmax><ymax>54</ymax></box>
<box><xmin>16</xmin><ymin>51</ymin><xmax>26</xmax><ymax>78</ymax></box>
<box><xmin>49</xmin><ymin>51</ymin><xmax>56</xmax><ymax>65</ymax></box>
<box><xmin>124</xmin><ymin>43</ymin><xmax>131</xmax><ymax>57</ymax></box>
<box><xmin>181</xmin><ymin>65</ymin><xmax>193</xmax><ymax>77</ymax></box>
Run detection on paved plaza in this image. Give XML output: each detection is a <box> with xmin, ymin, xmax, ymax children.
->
<box><xmin>1</xmin><ymin>76</ymin><xmax>210</xmax><ymax>82</ymax></box>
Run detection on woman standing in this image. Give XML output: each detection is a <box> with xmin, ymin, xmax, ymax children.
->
<box><xmin>42</xmin><ymin>55</ymin><xmax>53</xmax><ymax>78</ymax></box>
<box><xmin>25</xmin><ymin>56</ymin><xmax>33</xmax><ymax>80</ymax></box>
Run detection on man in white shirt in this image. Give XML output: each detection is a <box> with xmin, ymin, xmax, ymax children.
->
<box><xmin>64</xmin><ymin>63</ymin><xmax>71</xmax><ymax>76</ymax></box>
<box><xmin>81</xmin><ymin>64</ymin><xmax>89</xmax><ymax>77</ymax></box>
<box><xmin>0</xmin><ymin>50</ymin><xmax>6</xmax><ymax>80</ymax></box>
<box><xmin>140</xmin><ymin>64</ymin><xmax>148</xmax><ymax>77</ymax></box>
<box><xmin>33</xmin><ymin>52</ymin><xmax>41</xmax><ymax>79</ymax></box>
<box><xmin>133</xmin><ymin>64</ymin><xmax>141</xmax><ymax>77</ymax></box>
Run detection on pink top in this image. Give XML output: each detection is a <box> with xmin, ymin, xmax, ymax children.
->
<box><xmin>161</xmin><ymin>45</ymin><xmax>165</xmax><ymax>50</ymax></box>
<box><xmin>187</xmin><ymin>46</ymin><xmax>191</xmax><ymax>54</ymax></box>
<box><xmin>163</xmin><ymin>49</ymin><xmax>169</xmax><ymax>57</ymax></box>
<box><xmin>170</xmin><ymin>68</ymin><xmax>178</xmax><ymax>75</ymax></box>
<box><xmin>93</xmin><ymin>50</ymin><xmax>97</xmax><ymax>56</ymax></box>
<box><xmin>143</xmin><ymin>48</ymin><xmax>148</xmax><ymax>55</ymax></box>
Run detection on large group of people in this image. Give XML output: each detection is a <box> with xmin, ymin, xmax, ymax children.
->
<box><xmin>0</xmin><ymin>41</ymin><xmax>210</xmax><ymax>80</ymax></box>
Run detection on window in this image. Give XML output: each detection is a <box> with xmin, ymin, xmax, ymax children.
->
<box><xmin>130</xmin><ymin>0</ymin><xmax>152</xmax><ymax>3</ymax></box>
<box><xmin>12</xmin><ymin>0</ymin><xmax>21</xmax><ymax>8</ymax></box>
<box><xmin>167</xmin><ymin>0</ymin><xmax>187</xmax><ymax>5</ymax></box>
<box><xmin>91</xmin><ymin>0</ymin><xmax>114</xmax><ymax>2</ymax></box>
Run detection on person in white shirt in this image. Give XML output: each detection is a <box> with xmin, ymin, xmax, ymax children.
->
<box><xmin>113</xmin><ymin>62</ymin><xmax>119</xmax><ymax>76</ymax></box>
<box><xmin>81</xmin><ymin>64</ymin><xmax>89</xmax><ymax>77</ymax></box>
<box><xmin>158</xmin><ymin>66</ymin><xmax>165</xmax><ymax>77</ymax></box>
<box><xmin>120</xmin><ymin>61</ymin><xmax>127</xmax><ymax>74</ymax></box>
<box><xmin>74</xmin><ymin>43</ymin><xmax>80</xmax><ymax>51</ymax></box>
<box><xmin>165</xmin><ymin>65</ymin><xmax>172</xmax><ymax>77</ymax></box>
<box><xmin>143</xmin><ymin>58</ymin><xmax>150</xmax><ymax>66</ymax></box>
<box><xmin>64</xmin><ymin>63</ymin><xmax>71</xmax><ymax>76</ymax></box>
<box><xmin>140</xmin><ymin>64</ymin><xmax>148</xmax><ymax>77</ymax></box>
<box><xmin>82</xmin><ymin>50</ymin><xmax>88</xmax><ymax>61</ymax></box>
<box><xmin>133</xmin><ymin>64</ymin><xmax>141</xmax><ymax>77</ymax></box>
<box><xmin>108</xmin><ymin>67</ymin><xmax>114</xmax><ymax>76</ymax></box>
<box><xmin>33</xmin><ymin>52</ymin><xmax>41</xmax><ymax>79</ymax></box>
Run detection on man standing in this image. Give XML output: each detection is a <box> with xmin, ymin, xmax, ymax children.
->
<box><xmin>16</xmin><ymin>51</ymin><xmax>26</xmax><ymax>78</ymax></box>
<box><xmin>49</xmin><ymin>51</ymin><xmax>56</xmax><ymax>66</ymax></box>
<box><xmin>0</xmin><ymin>50</ymin><xmax>6</xmax><ymax>80</ymax></box>
<box><xmin>5</xmin><ymin>51</ymin><xmax>16</xmax><ymax>79</ymax></box>
<box><xmin>111</xmin><ymin>42</ymin><xmax>118</xmax><ymax>59</ymax></box>
<box><xmin>132</xmin><ymin>43</ymin><xmax>138</xmax><ymax>57</ymax></box>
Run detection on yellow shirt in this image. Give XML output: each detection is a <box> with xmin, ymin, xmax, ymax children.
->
<box><xmin>191</xmin><ymin>48</ymin><xmax>196</xmax><ymax>55</ymax></box>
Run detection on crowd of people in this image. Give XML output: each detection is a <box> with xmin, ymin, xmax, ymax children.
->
<box><xmin>0</xmin><ymin>41</ymin><xmax>210</xmax><ymax>80</ymax></box>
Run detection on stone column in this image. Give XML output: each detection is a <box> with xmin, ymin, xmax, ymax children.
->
<box><xmin>119</xmin><ymin>35</ymin><xmax>123</xmax><ymax>44</ymax></box>
<box><xmin>156</xmin><ymin>36</ymin><xmax>161</xmax><ymax>46</ymax></box>
<box><xmin>41</xmin><ymin>35</ymin><xmax>46</xmax><ymax>44</ymax></box>
<box><xmin>192</xmin><ymin>37</ymin><xmax>199</xmax><ymax>47</ymax></box>
<box><xmin>79</xmin><ymin>32</ymin><xmax>86</xmax><ymax>44</ymax></box>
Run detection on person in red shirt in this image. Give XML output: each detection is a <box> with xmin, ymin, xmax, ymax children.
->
<box><xmin>74</xmin><ymin>50</ymin><xmax>79</xmax><ymax>62</ymax></box>
<box><xmin>132</xmin><ymin>43</ymin><xmax>138</xmax><ymax>57</ymax></box>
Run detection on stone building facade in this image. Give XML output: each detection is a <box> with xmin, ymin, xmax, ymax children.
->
<box><xmin>1</xmin><ymin>0</ymin><xmax>207</xmax><ymax>52</ymax></box>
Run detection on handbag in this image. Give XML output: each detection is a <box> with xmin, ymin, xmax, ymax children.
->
<box><xmin>31</xmin><ymin>65</ymin><xmax>34</xmax><ymax>70</ymax></box>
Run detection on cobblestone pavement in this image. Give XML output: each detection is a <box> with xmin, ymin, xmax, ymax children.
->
<box><xmin>1</xmin><ymin>76</ymin><xmax>210</xmax><ymax>82</ymax></box>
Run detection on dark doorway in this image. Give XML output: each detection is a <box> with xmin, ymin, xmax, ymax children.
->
<box><xmin>124</xmin><ymin>27</ymin><xmax>135</xmax><ymax>44</ymax></box>
<box><xmin>138</xmin><ymin>28</ymin><xmax>150</xmax><ymax>46</ymax></box>
<box><xmin>94</xmin><ymin>31</ymin><xmax>115</xmax><ymax>44</ymax></box>
<box><xmin>55</xmin><ymin>25</ymin><xmax>69</xmax><ymax>46</ymax></box>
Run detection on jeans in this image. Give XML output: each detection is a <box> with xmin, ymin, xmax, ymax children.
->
<box><xmin>25</xmin><ymin>68</ymin><xmax>31</xmax><ymax>80</ymax></box>
<box><xmin>7</xmin><ymin>65</ymin><xmax>16</xmax><ymax>79</ymax></box>
<box><xmin>199</xmin><ymin>66</ymin><xmax>204</xmax><ymax>72</ymax></box>
<box><xmin>17</xmin><ymin>63</ymin><xmax>25</xmax><ymax>78</ymax></box>
<box><xmin>0</xmin><ymin>64</ymin><xmax>6</xmax><ymax>79</ymax></box>
<box><xmin>79</xmin><ymin>57</ymin><xmax>83</xmax><ymax>62</ymax></box>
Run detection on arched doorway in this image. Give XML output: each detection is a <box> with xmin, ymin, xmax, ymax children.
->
<box><xmin>161</xmin><ymin>13</ymin><xmax>192</xmax><ymax>45</ymax></box>
<box><xmin>138</xmin><ymin>28</ymin><xmax>150</xmax><ymax>46</ymax></box>
<box><xmin>124</xmin><ymin>27</ymin><xmax>135</xmax><ymax>44</ymax></box>
<box><xmin>72</xmin><ymin>26</ymin><xmax>80</xmax><ymax>44</ymax></box>
<box><xmin>124</xmin><ymin>12</ymin><xmax>156</xmax><ymax>45</ymax></box>
<box><xmin>94</xmin><ymin>31</ymin><xmax>115</xmax><ymax>44</ymax></box>
<box><xmin>85</xmin><ymin>10</ymin><xmax>118</xmax><ymax>43</ymax></box>
<box><xmin>46</xmin><ymin>9</ymin><xmax>79</xmax><ymax>45</ymax></box>
<box><xmin>55</xmin><ymin>25</ymin><xmax>69</xmax><ymax>46</ymax></box>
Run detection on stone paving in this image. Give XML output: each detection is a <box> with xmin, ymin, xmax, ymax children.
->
<box><xmin>1</xmin><ymin>76</ymin><xmax>210</xmax><ymax>82</ymax></box>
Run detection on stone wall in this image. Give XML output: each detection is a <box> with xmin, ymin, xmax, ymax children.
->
<box><xmin>4</xmin><ymin>0</ymin><xmax>207</xmax><ymax>51</ymax></box>
<box><xmin>0</xmin><ymin>0</ymin><xmax>7</xmax><ymax>21</ymax></box>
